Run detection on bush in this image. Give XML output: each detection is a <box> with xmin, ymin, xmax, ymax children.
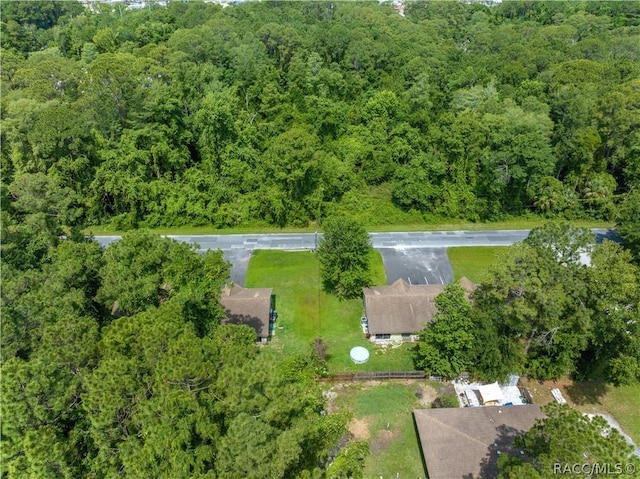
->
<box><xmin>432</xmin><ymin>393</ymin><xmax>459</xmax><ymax>408</ymax></box>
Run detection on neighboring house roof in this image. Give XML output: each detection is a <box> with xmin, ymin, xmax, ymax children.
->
<box><xmin>414</xmin><ymin>405</ymin><xmax>545</xmax><ymax>479</ymax></box>
<box><xmin>220</xmin><ymin>284</ymin><xmax>273</xmax><ymax>338</ymax></box>
<box><xmin>363</xmin><ymin>277</ymin><xmax>476</xmax><ymax>335</ymax></box>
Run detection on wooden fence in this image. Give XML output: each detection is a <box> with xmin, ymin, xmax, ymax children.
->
<box><xmin>318</xmin><ymin>371</ymin><xmax>444</xmax><ymax>382</ymax></box>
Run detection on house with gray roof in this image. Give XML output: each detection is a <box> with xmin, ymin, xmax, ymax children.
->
<box><xmin>413</xmin><ymin>405</ymin><xmax>545</xmax><ymax>479</ymax></box>
<box><xmin>220</xmin><ymin>284</ymin><xmax>274</xmax><ymax>344</ymax></box>
<box><xmin>362</xmin><ymin>277</ymin><xmax>476</xmax><ymax>343</ymax></box>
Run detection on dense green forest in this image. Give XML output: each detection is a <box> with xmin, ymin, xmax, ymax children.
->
<box><xmin>1</xmin><ymin>226</ymin><xmax>361</xmax><ymax>477</ymax></box>
<box><xmin>1</xmin><ymin>0</ymin><xmax>639</xmax><ymax>231</ymax></box>
<box><xmin>1</xmin><ymin>1</ymin><xmax>640</xmax><ymax>477</ymax></box>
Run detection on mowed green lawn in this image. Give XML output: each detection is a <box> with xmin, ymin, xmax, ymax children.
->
<box><xmin>244</xmin><ymin>250</ymin><xmax>415</xmax><ymax>372</ymax></box>
<box><xmin>332</xmin><ymin>382</ymin><xmax>436</xmax><ymax>478</ymax></box>
<box><xmin>447</xmin><ymin>246</ymin><xmax>509</xmax><ymax>283</ymax></box>
<box><xmin>86</xmin><ymin>218</ymin><xmax>612</xmax><ymax>236</ymax></box>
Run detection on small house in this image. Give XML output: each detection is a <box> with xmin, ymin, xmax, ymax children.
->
<box><xmin>362</xmin><ymin>277</ymin><xmax>476</xmax><ymax>343</ymax></box>
<box><xmin>220</xmin><ymin>284</ymin><xmax>274</xmax><ymax>344</ymax></box>
<box><xmin>414</xmin><ymin>405</ymin><xmax>545</xmax><ymax>479</ymax></box>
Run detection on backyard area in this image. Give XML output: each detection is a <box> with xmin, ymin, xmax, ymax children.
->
<box><xmin>328</xmin><ymin>381</ymin><xmax>445</xmax><ymax>478</ymax></box>
<box><xmin>244</xmin><ymin>249</ymin><xmax>416</xmax><ymax>372</ymax></box>
<box><xmin>449</xmin><ymin>247</ymin><xmax>640</xmax><ymax>446</ymax></box>
<box><xmin>519</xmin><ymin>378</ymin><xmax>640</xmax><ymax>446</ymax></box>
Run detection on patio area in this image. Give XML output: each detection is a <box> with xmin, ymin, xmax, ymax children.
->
<box><xmin>454</xmin><ymin>379</ymin><xmax>528</xmax><ymax>408</ymax></box>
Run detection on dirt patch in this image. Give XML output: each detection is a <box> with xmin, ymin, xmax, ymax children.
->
<box><xmin>519</xmin><ymin>377</ymin><xmax>596</xmax><ymax>406</ymax></box>
<box><xmin>416</xmin><ymin>384</ymin><xmax>438</xmax><ymax>407</ymax></box>
<box><xmin>371</xmin><ymin>429</ymin><xmax>401</xmax><ymax>455</ymax></box>
<box><xmin>519</xmin><ymin>377</ymin><xmax>555</xmax><ymax>404</ymax></box>
<box><xmin>349</xmin><ymin>417</ymin><xmax>371</xmax><ymax>440</ymax></box>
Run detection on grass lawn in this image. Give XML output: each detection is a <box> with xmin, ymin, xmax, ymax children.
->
<box><xmin>565</xmin><ymin>382</ymin><xmax>640</xmax><ymax>446</ymax></box>
<box><xmin>520</xmin><ymin>378</ymin><xmax>640</xmax><ymax>445</ymax></box>
<box><xmin>85</xmin><ymin>218</ymin><xmax>612</xmax><ymax>236</ymax></box>
<box><xmin>330</xmin><ymin>381</ymin><xmax>442</xmax><ymax>479</ymax></box>
<box><xmin>447</xmin><ymin>246</ymin><xmax>509</xmax><ymax>283</ymax></box>
<box><xmin>244</xmin><ymin>250</ymin><xmax>416</xmax><ymax>373</ymax></box>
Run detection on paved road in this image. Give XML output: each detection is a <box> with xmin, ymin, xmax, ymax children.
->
<box><xmin>94</xmin><ymin>229</ymin><xmax>616</xmax><ymax>251</ymax></box>
<box><xmin>94</xmin><ymin>229</ymin><xmax>616</xmax><ymax>286</ymax></box>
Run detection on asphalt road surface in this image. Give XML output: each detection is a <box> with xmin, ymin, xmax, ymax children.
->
<box><xmin>94</xmin><ymin>228</ymin><xmax>616</xmax><ymax>251</ymax></box>
<box><xmin>94</xmin><ymin>229</ymin><xmax>617</xmax><ymax>286</ymax></box>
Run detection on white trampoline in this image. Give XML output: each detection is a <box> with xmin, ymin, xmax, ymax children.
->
<box><xmin>350</xmin><ymin>346</ymin><xmax>370</xmax><ymax>364</ymax></box>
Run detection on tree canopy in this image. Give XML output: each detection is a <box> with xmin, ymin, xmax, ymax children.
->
<box><xmin>2</xmin><ymin>0</ymin><xmax>639</xmax><ymax>231</ymax></box>
<box><xmin>1</xmin><ymin>221</ymin><xmax>353</xmax><ymax>478</ymax></box>
<box><xmin>413</xmin><ymin>282</ymin><xmax>475</xmax><ymax>378</ymax></box>
<box><xmin>2</xmin><ymin>1</ymin><xmax>640</xmax><ymax>475</ymax></box>
<box><xmin>318</xmin><ymin>215</ymin><xmax>373</xmax><ymax>299</ymax></box>
<box><xmin>499</xmin><ymin>403</ymin><xmax>640</xmax><ymax>479</ymax></box>
<box><xmin>416</xmin><ymin>223</ymin><xmax>640</xmax><ymax>385</ymax></box>
<box><xmin>617</xmin><ymin>190</ymin><xmax>640</xmax><ymax>265</ymax></box>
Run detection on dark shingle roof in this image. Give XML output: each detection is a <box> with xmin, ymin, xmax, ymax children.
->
<box><xmin>220</xmin><ymin>284</ymin><xmax>272</xmax><ymax>339</ymax></box>
<box><xmin>413</xmin><ymin>405</ymin><xmax>545</xmax><ymax>479</ymax></box>
<box><xmin>363</xmin><ymin>277</ymin><xmax>475</xmax><ymax>335</ymax></box>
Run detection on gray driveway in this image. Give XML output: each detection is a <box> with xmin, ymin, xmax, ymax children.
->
<box><xmin>378</xmin><ymin>248</ymin><xmax>454</xmax><ymax>285</ymax></box>
<box><xmin>222</xmin><ymin>249</ymin><xmax>253</xmax><ymax>286</ymax></box>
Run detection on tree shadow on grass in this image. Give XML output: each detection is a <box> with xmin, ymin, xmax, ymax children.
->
<box><xmin>564</xmin><ymin>380</ymin><xmax>608</xmax><ymax>406</ymax></box>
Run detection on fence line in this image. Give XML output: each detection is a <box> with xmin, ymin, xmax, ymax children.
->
<box><xmin>318</xmin><ymin>371</ymin><xmax>445</xmax><ymax>382</ymax></box>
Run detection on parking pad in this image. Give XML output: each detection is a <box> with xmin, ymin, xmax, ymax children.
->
<box><xmin>377</xmin><ymin>248</ymin><xmax>454</xmax><ymax>286</ymax></box>
<box><xmin>222</xmin><ymin>249</ymin><xmax>253</xmax><ymax>286</ymax></box>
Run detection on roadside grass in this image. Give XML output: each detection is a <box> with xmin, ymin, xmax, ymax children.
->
<box><xmin>331</xmin><ymin>381</ymin><xmax>438</xmax><ymax>478</ymax></box>
<box><xmin>85</xmin><ymin>218</ymin><xmax>613</xmax><ymax>236</ymax></box>
<box><xmin>244</xmin><ymin>250</ymin><xmax>416</xmax><ymax>373</ymax></box>
<box><xmin>519</xmin><ymin>378</ymin><xmax>640</xmax><ymax>445</ymax></box>
<box><xmin>447</xmin><ymin>246</ymin><xmax>509</xmax><ymax>283</ymax></box>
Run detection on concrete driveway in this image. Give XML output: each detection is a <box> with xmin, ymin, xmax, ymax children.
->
<box><xmin>377</xmin><ymin>247</ymin><xmax>454</xmax><ymax>286</ymax></box>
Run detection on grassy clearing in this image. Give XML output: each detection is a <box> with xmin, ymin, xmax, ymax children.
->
<box><xmin>331</xmin><ymin>381</ymin><xmax>439</xmax><ymax>478</ymax></box>
<box><xmin>447</xmin><ymin>246</ymin><xmax>509</xmax><ymax>283</ymax></box>
<box><xmin>565</xmin><ymin>382</ymin><xmax>640</xmax><ymax>445</ymax></box>
<box><xmin>519</xmin><ymin>378</ymin><xmax>640</xmax><ymax>445</ymax></box>
<box><xmin>244</xmin><ymin>250</ymin><xmax>415</xmax><ymax>373</ymax></box>
<box><xmin>85</xmin><ymin>218</ymin><xmax>613</xmax><ymax>236</ymax></box>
